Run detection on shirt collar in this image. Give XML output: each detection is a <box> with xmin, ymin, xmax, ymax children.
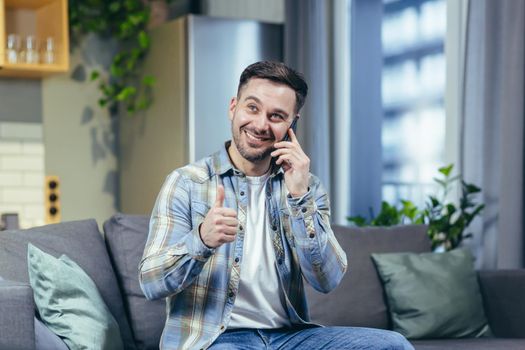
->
<box><xmin>212</xmin><ymin>141</ymin><xmax>284</xmax><ymax>178</ymax></box>
<box><xmin>212</xmin><ymin>141</ymin><xmax>235</xmax><ymax>176</ymax></box>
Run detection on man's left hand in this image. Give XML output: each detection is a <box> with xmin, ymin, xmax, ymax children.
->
<box><xmin>271</xmin><ymin>128</ymin><xmax>310</xmax><ymax>197</ymax></box>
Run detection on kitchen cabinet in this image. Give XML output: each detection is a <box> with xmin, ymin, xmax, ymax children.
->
<box><xmin>0</xmin><ymin>0</ymin><xmax>69</xmax><ymax>78</ymax></box>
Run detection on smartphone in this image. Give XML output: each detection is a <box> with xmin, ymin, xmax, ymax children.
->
<box><xmin>271</xmin><ymin>116</ymin><xmax>298</xmax><ymax>171</ymax></box>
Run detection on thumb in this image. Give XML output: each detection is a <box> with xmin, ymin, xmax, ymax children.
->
<box><xmin>214</xmin><ymin>185</ymin><xmax>225</xmax><ymax>207</ymax></box>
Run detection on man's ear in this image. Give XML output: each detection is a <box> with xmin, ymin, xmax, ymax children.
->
<box><xmin>228</xmin><ymin>97</ymin><xmax>237</xmax><ymax>121</ymax></box>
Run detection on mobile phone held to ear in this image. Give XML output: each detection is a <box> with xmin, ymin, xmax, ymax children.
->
<box><xmin>271</xmin><ymin>116</ymin><xmax>298</xmax><ymax>171</ymax></box>
<box><xmin>282</xmin><ymin>116</ymin><xmax>298</xmax><ymax>142</ymax></box>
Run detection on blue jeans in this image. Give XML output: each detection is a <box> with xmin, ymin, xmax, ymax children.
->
<box><xmin>209</xmin><ymin>326</ymin><xmax>414</xmax><ymax>350</ymax></box>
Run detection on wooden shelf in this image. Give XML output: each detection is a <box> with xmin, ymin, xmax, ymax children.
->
<box><xmin>0</xmin><ymin>0</ymin><xmax>69</xmax><ymax>78</ymax></box>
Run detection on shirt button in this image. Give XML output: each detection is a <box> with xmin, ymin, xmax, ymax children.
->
<box><xmin>239</xmin><ymin>225</ymin><xmax>243</xmax><ymax>231</ymax></box>
<box><xmin>240</xmin><ymin>191</ymin><xmax>245</xmax><ymax>196</ymax></box>
<box><xmin>220</xmin><ymin>325</ymin><xmax>225</xmax><ymax>330</ymax></box>
<box><xmin>229</xmin><ymin>292</ymin><xmax>234</xmax><ymax>298</ymax></box>
<box><xmin>278</xmin><ymin>258</ymin><xmax>283</xmax><ymax>265</ymax></box>
<box><xmin>309</xmin><ymin>233</ymin><xmax>315</xmax><ymax>238</ymax></box>
<box><xmin>301</xmin><ymin>207</ymin><xmax>307</xmax><ymax>213</ymax></box>
<box><xmin>272</xmin><ymin>225</ymin><xmax>277</xmax><ymax>231</ymax></box>
<box><xmin>235</xmin><ymin>257</ymin><xmax>240</xmax><ymax>263</ymax></box>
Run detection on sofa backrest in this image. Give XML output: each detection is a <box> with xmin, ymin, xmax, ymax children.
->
<box><xmin>101</xmin><ymin>214</ymin><xmax>433</xmax><ymax>345</ymax></box>
<box><xmin>0</xmin><ymin>219</ymin><xmax>137</xmax><ymax>350</ymax></box>
<box><xmin>305</xmin><ymin>224</ymin><xmax>431</xmax><ymax>330</ymax></box>
<box><xmin>103</xmin><ymin>214</ymin><xmax>165</xmax><ymax>350</ymax></box>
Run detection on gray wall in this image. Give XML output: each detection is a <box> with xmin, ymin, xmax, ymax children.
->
<box><xmin>166</xmin><ymin>0</ymin><xmax>284</xmax><ymax>23</ymax></box>
<box><xmin>0</xmin><ymin>79</ymin><xmax>41</xmax><ymax>123</ymax></box>
<box><xmin>42</xmin><ymin>35</ymin><xmax>119</xmax><ymax>226</ymax></box>
<box><xmin>201</xmin><ymin>0</ymin><xmax>284</xmax><ymax>23</ymax></box>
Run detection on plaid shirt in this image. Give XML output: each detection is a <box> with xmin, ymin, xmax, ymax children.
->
<box><xmin>139</xmin><ymin>142</ymin><xmax>347</xmax><ymax>350</ymax></box>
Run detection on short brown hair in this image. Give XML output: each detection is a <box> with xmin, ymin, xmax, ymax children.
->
<box><xmin>237</xmin><ymin>61</ymin><xmax>308</xmax><ymax>113</ymax></box>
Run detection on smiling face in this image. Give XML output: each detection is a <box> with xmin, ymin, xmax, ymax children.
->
<box><xmin>228</xmin><ymin>78</ymin><xmax>297</xmax><ymax>165</ymax></box>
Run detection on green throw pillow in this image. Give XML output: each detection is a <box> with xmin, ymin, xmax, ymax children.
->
<box><xmin>27</xmin><ymin>243</ymin><xmax>124</xmax><ymax>350</ymax></box>
<box><xmin>371</xmin><ymin>248</ymin><xmax>490</xmax><ymax>339</ymax></box>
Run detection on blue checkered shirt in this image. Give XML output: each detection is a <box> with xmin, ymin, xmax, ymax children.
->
<box><xmin>139</xmin><ymin>142</ymin><xmax>347</xmax><ymax>350</ymax></box>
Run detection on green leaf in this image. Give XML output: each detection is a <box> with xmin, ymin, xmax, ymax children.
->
<box><xmin>371</xmin><ymin>201</ymin><xmax>402</xmax><ymax>226</ymax></box>
<box><xmin>400</xmin><ymin>200</ymin><xmax>419</xmax><ymax>221</ymax></box>
<box><xmin>115</xmin><ymin>51</ymin><xmax>128</xmax><ymax>62</ymax></box>
<box><xmin>116</xmin><ymin>86</ymin><xmax>137</xmax><ymax>101</ymax></box>
<box><xmin>445</xmin><ymin>203</ymin><xmax>456</xmax><ymax>215</ymax></box>
<box><xmin>110</xmin><ymin>63</ymin><xmax>125</xmax><ymax>78</ymax></box>
<box><xmin>109</xmin><ymin>2</ymin><xmax>120</xmax><ymax>13</ymax></box>
<box><xmin>438</xmin><ymin>164</ymin><xmax>454</xmax><ymax>177</ymax></box>
<box><xmin>142</xmin><ymin>75</ymin><xmax>156</xmax><ymax>86</ymax></box>
<box><xmin>125</xmin><ymin>0</ymin><xmax>138</xmax><ymax>11</ymax></box>
<box><xmin>347</xmin><ymin>216</ymin><xmax>368</xmax><ymax>227</ymax></box>
<box><xmin>126</xmin><ymin>56</ymin><xmax>138</xmax><ymax>71</ymax></box>
<box><xmin>463</xmin><ymin>182</ymin><xmax>482</xmax><ymax>194</ymax></box>
<box><xmin>119</xmin><ymin>22</ymin><xmax>133</xmax><ymax>37</ymax></box>
<box><xmin>136</xmin><ymin>98</ymin><xmax>150</xmax><ymax>110</ymax></box>
<box><xmin>129</xmin><ymin>15</ymin><xmax>142</xmax><ymax>26</ymax></box>
<box><xmin>138</xmin><ymin>31</ymin><xmax>150</xmax><ymax>49</ymax></box>
<box><xmin>90</xmin><ymin>70</ymin><xmax>100</xmax><ymax>81</ymax></box>
<box><xmin>131</xmin><ymin>48</ymin><xmax>142</xmax><ymax>59</ymax></box>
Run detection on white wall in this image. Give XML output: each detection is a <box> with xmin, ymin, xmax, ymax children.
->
<box><xmin>0</xmin><ymin>122</ymin><xmax>45</xmax><ymax>228</ymax></box>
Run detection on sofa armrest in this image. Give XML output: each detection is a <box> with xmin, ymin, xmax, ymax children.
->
<box><xmin>478</xmin><ymin>269</ymin><xmax>525</xmax><ymax>338</ymax></box>
<box><xmin>0</xmin><ymin>280</ymin><xmax>35</xmax><ymax>350</ymax></box>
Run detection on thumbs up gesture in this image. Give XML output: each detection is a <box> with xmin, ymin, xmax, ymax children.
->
<box><xmin>198</xmin><ymin>185</ymin><xmax>239</xmax><ymax>248</ymax></box>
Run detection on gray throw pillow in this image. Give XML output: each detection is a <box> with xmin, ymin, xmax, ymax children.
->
<box><xmin>27</xmin><ymin>243</ymin><xmax>124</xmax><ymax>350</ymax></box>
<box><xmin>371</xmin><ymin>248</ymin><xmax>490</xmax><ymax>339</ymax></box>
<box><xmin>0</xmin><ymin>275</ymin><xmax>68</xmax><ymax>350</ymax></box>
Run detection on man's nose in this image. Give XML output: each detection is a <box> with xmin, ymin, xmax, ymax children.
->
<box><xmin>252</xmin><ymin>115</ymin><xmax>270</xmax><ymax>131</ymax></box>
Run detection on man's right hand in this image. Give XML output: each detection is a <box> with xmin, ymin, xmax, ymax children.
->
<box><xmin>199</xmin><ymin>185</ymin><xmax>238</xmax><ymax>248</ymax></box>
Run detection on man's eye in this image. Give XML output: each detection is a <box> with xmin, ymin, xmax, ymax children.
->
<box><xmin>248</xmin><ymin>105</ymin><xmax>258</xmax><ymax>112</ymax></box>
<box><xmin>271</xmin><ymin>114</ymin><xmax>285</xmax><ymax>120</ymax></box>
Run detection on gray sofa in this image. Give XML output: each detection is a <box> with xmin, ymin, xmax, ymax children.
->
<box><xmin>0</xmin><ymin>214</ymin><xmax>524</xmax><ymax>349</ymax></box>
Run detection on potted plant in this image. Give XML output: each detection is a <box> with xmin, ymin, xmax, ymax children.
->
<box><xmin>348</xmin><ymin>164</ymin><xmax>485</xmax><ymax>251</ymax></box>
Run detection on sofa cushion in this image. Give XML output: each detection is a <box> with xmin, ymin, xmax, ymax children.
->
<box><xmin>411</xmin><ymin>338</ymin><xmax>525</xmax><ymax>350</ymax></box>
<box><xmin>478</xmin><ymin>270</ymin><xmax>525</xmax><ymax>338</ymax></box>
<box><xmin>0</xmin><ymin>279</ymin><xmax>35</xmax><ymax>350</ymax></box>
<box><xmin>305</xmin><ymin>224</ymin><xmax>431</xmax><ymax>329</ymax></box>
<box><xmin>104</xmin><ymin>214</ymin><xmax>165</xmax><ymax>350</ymax></box>
<box><xmin>0</xmin><ymin>275</ymin><xmax>68</xmax><ymax>350</ymax></box>
<box><xmin>0</xmin><ymin>219</ymin><xmax>136</xmax><ymax>350</ymax></box>
<box><xmin>371</xmin><ymin>249</ymin><xmax>489</xmax><ymax>339</ymax></box>
<box><xmin>34</xmin><ymin>316</ymin><xmax>69</xmax><ymax>350</ymax></box>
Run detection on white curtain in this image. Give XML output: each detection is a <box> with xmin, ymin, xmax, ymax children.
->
<box><xmin>459</xmin><ymin>0</ymin><xmax>525</xmax><ymax>269</ymax></box>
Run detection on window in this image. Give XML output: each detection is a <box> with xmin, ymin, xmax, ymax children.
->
<box><xmin>381</xmin><ymin>0</ymin><xmax>447</xmax><ymax>206</ymax></box>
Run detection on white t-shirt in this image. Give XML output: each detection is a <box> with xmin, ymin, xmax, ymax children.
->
<box><xmin>228</xmin><ymin>173</ymin><xmax>291</xmax><ymax>329</ymax></box>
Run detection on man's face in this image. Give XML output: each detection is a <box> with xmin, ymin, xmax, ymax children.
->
<box><xmin>229</xmin><ymin>78</ymin><xmax>297</xmax><ymax>163</ymax></box>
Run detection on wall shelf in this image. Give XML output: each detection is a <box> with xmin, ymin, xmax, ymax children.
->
<box><xmin>0</xmin><ymin>0</ymin><xmax>69</xmax><ymax>78</ymax></box>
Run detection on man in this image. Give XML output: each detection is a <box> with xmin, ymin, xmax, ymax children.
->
<box><xmin>139</xmin><ymin>61</ymin><xmax>413</xmax><ymax>350</ymax></box>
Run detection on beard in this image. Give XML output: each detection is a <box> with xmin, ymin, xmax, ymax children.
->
<box><xmin>232</xmin><ymin>123</ymin><xmax>275</xmax><ymax>163</ymax></box>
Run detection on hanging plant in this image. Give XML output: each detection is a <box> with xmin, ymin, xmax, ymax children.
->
<box><xmin>69</xmin><ymin>0</ymin><xmax>170</xmax><ymax>114</ymax></box>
